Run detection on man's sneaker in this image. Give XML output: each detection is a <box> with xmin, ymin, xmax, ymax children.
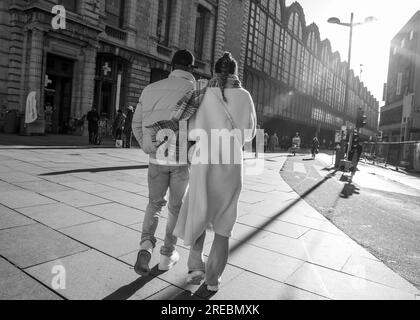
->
<box><xmin>206</xmin><ymin>278</ymin><xmax>222</xmax><ymax>292</ymax></box>
<box><xmin>158</xmin><ymin>251</ymin><xmax>180</xmax><ymax>271</ymax></box>
<box><xmin>134</xmin><ymin>250</ymin><xmax>152</xmax><ymax>276</ymax></box>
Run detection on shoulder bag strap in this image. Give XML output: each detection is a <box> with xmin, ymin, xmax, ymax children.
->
<box><xmin>209</xmin><ymin>89</ymin><xmax>238</xmax><ymax>130</ymax></box>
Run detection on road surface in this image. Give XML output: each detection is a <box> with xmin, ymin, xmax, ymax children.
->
<box><xmin>280</xmin><ymin>151</ymin><xmax>420</xmax><ymax>290</ymax></box>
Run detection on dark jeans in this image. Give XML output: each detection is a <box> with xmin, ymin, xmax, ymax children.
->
<box><xmin>115</xmin><ymin>129</ymin><xmax>123</xmax><ymax>140</ymax></box>
<box><xmin>89</xmin><ymin>130</ymin><xmax>98</xmax><ymax>144</ymax></box>
<box><xmin>124</xmin><ymin>131</ymin><xmax>132</xmax><ymax>148</ymax></box>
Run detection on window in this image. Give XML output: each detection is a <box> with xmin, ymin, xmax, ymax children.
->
<box><xmin>307</xmin><ymin>32</ymin><xmax>317</xmax><ymax>53</ymax></box>
<box><xmin>393</xmin><ymin>46</ymin><xmax>398</xmax><ymax>55</ymax></box>
<box><xmin>410</xmin><ymin>30</ymin><xmax>414</xmax><ymax>40</ymax></box>
<box><xmin>288</xmin><ymin>12</ymin><xmax>302</xmax><ymax>40</ymax></box>
<box><xmin>194</xmin><ymin>6</ymin><xmax>208</xmax><ymax>60</ymax></box>
<box><xmin>396</xmin><ymin>72</ymin><xmax>403</xmax><ymax>95</ymax></box>
<box><xmin>264</xmin><ymin>17</ymin><xmax>274</xmax><ymax>74</ymax></box>
<box><xmin>105</xmin><ymin>0</ymin><xmax>125</xmax><ymax>28</ymax></box>
<box><xmin>157</xmin><ymin>0</ymin><xmax>172</xmax><ymax>46</ymax></box>
<box><xmin>401</xmin><ymin>38</ymin><xmax>405</xmax><ymax>48</ymax></box>
<box><xmin>58</xmin><ymin>0</ymin><xmax>77</xmax><ymax>12</ymax></box>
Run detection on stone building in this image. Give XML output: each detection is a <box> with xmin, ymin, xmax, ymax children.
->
<box><xmin>380</xmin><ymin>11</ymin><xmax>420</xmax><ymax>142</ymax></box>
<box><xmin>0</xmin><ymin>0</ymin><xmax>220</xmax><ymax>135</ymax></box>
<box><xmin>0</xmin><ymin>0</ymin><xmax>379</xmax><ymax>145</ymax></box>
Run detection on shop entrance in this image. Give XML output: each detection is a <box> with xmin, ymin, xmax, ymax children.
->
<box><xmin>44</xmin><ymin>54</ymin><xmax>74</xmax><ymax>134</ymax></box>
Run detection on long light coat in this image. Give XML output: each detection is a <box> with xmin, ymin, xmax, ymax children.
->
<box><xmin>173</xmin><ymin>86</ymin><xmax>257</xmax><ymax>245</ymax></box>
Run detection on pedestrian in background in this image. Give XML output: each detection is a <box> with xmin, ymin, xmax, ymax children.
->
<box><xmin>264</xmin><ymin>132</ymin><xmax>269</xmax><ymax>152</ymax></box>
<box><xmin>123</xmin><ymin>106</ymin><xmax>134</xmax><ymax>148</ymax></box>
<box><xmin>349</xmin><ymin>134</ymin><xmax>363</xmax><ymax>180</ymax></box>
<box><xmin>87</xmin><ymin>107</ymin><xmax>99</xmax><ymax>145</ymax></box>
<box><xmin>311</xmin><ymin>136</ymin><xmax>320</xmax><ymax>159</ymax></box>
<box><xmin>268</xmin><ymin>133</ymin><xmax>278</xmax><ymax>152</ymax></box>
<box><xmin>113</xmin><ymin>109</ymin><xmax>126</xmax><ymax>147</ymax></box>
<box><xmin>291</xmin><ymin>132</ymin><xmax>301</xmax><ymax>156</ymax></box>
<box><xmin>97</xmin><ymin>112</ymin><xmax>108</xmax><ymax>145</ymax></box>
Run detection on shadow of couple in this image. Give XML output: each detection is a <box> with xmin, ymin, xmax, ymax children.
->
<box><xmin>103</xmin><ymin>265</ymin><xmax>216</xmax><ymax>301</ymax></box>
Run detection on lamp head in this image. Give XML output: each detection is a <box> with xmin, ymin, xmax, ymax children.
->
<box><xmin>328</xmin><ymin>17</ymin><xmax>341</xmax><ymax>24</ymax></box>
<box><xmin>364</xmin><ymin>16</ymin><xmax>377</xmax><ymax>23</ymax></box>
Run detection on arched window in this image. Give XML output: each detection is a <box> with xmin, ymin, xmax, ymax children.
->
<box><xmin>307</xmin><ymin>32</ymin><xmax>317</xmax><ymax>53</ymax></box>
<box><xmin>321</xmin><ymin>45</ymin><xmax>329</xmax><ymax>64</ymax></box>
<box><xmin>276</xmin><ymin>0</ymin><xmax>282</xmax><ymax>21</ymax></box>
<box><xmin>288</xmin><ymin>12</ymin><xmax>302</xmax><ymax>40</ymax></box>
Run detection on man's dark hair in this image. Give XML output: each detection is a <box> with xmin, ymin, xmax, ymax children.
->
<box><xmin>172</xmin><ymin>50</ymin><xmax>195</xmax><ymax>70</ymax></box>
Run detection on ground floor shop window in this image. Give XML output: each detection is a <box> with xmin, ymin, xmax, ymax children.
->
<box><xmin>93</xmin><ymin>54</ymin><xmax>129</xmax><ymax>132</ymax></box>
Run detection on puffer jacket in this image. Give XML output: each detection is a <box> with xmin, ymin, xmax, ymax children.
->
<box><xmin>132</xmin><ymin>69</ymin><xmax>195</xmax><ymax>164</ymax></box>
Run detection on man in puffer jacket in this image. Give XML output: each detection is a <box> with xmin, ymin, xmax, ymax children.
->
<box><xmin>131</xmin><ymin>50</ymin><xmax>196</xmax><ymax>276</ymax></box>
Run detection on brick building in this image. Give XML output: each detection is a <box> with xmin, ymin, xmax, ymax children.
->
<box><xmin>380</xmin><ymin>11</ymin><xmax>420</xmax><ymax>142</ymax></box>
<box><xmin>0</xmin><ymin>0</ymin><xmax>221</xmax><ymax>135</ymax></box>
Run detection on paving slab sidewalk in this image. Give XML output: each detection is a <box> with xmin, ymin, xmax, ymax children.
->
<box><xmin>0</xmin><ymin>145</ymin><xmax>418</xmax><ymax>300</ymax></box>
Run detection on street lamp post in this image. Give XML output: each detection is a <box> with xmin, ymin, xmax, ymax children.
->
<box><xmin>327</xmin><ymin>13</ymin><xmax>376</xmax><ymax>168</ymax></box>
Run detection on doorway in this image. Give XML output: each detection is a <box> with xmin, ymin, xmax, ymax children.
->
<box><xmin>93</xmin><ymin>54</ymin><xmax>129</xmax><ymax>125</ymax></box>
<box><xmin>44</xmin><ymin>54</ymin><xmax>75</xmax><ymax>134</ymax></box>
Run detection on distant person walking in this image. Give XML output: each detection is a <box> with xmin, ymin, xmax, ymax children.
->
<box><xmin>264</xmin><ymin>132</ymin><xmax>269</xmax><ymax>152</ymax></box>
<box><xmin>97</xmin><ymin>113</ymin><xmax>108</xmax><ymax>145</ymax></box>
<box><xmin>311</xmin><ymin>136</ymin><xmax>320</xmax><ymax>159</ymax></box>
<box><xmin>87</xmin><ymin>107</ymin><xmax>99</xmax><ymax>145</ymax></box>
<box><xmin>291</xmin><ymin>132</ymin><xmax>301</xmax><ymax>156</ymax></box>
<box><xmin>348</xmin><ymin>135</ymin><xmax>363</xmax><ymax>180</ymax></box>
<box><xmin>268</xmin><ymin>133</ymin><xmax>278</xmax><ymax>152</ymax></box>
<box><xmin>123</xmin><ymin>106</ymin><xmax>134</xmax><ymax>148</ymax></box>
<box><xmin>113</xmin><ymin>109</ymin><xmax>126</xmax><ymax>147</ymax></box>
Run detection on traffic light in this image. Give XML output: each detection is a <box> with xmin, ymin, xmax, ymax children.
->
<box><xmin>356</xmin><ymin>107</ymin><xmax>367</xmax><ymax>129</ymax></box>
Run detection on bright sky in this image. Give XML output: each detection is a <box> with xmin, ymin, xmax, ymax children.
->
<box><xmin>285</xmin><ymin>0</ymin><xmax>420</xmax><ymax>104</ymax></box>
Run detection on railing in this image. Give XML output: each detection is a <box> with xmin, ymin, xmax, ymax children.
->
<box><xmin>361</xmin><ymin>141</ymin><xmax>420</xmax><ymax>172</ymax></box>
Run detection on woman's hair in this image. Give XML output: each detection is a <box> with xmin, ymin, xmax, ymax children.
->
<box><xmin>215</xmin><ymin>52</ymin><xmax>237</xmax><ymax>102</ymax></box>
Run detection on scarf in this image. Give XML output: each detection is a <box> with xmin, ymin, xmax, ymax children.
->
<box><xmin>146</xmin><ymin>75</ymin><xmax>242</xmax><ymax>162</ymax></box>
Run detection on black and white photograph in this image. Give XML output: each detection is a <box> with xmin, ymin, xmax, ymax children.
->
<box><xmin>0</xmin><ymin>0</ymin><xmax>420</xmax><ymax>306</ymax></box>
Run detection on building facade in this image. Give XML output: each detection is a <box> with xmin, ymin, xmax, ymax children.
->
<box><xmin>0</xmin><ymin>0</ymin><xmax>379</xmax><ymax>145</ymax></box>
<box><xmin>240</xmin><ymin>0</ymin><xmax>379</xmax><ymax>148</ymax></box>
<box><xmin>380</xmin><ymin>11</ymin><xmax>420</xmax><ymax>142</ymax></box>
<box><xmin>0</xmin><ymin>0</ymin><xmax>220</xmax><ymax>135</ymax></box>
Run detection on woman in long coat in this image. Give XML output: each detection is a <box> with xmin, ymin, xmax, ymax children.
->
<box><xmin>173</xmin><ymin>52</ymin><xmax>257</xmax><ymax>291</ymax></box>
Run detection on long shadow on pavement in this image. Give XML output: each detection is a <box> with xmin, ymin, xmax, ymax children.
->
<box><xmin>164</xmin><ymin>283</ymin><xmax>216</xmax><ymax>300</ymax></box>
<box><xmin>40</xmin><ymin>165</ymin><xmax>149</xmax><ymax>176</ymax></box>
<box><xmin>339</xmin><ymin>182</ymin><xmax>360</xmax><ymax>199</ymax></box>
<box><xmin>229</xmin><ymin>169</ymin><xmax>339</xmax><ymax>255</ymax></box>
<box><xmin>103</xmin><ymin>265</ymin><xmax>165</xmax><ymax>300</ymax></box>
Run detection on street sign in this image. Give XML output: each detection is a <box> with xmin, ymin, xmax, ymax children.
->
<box><xmin>335</xmin><ymin>130</ymin><xmax>341</xmax><ymax>143</ymax></box>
